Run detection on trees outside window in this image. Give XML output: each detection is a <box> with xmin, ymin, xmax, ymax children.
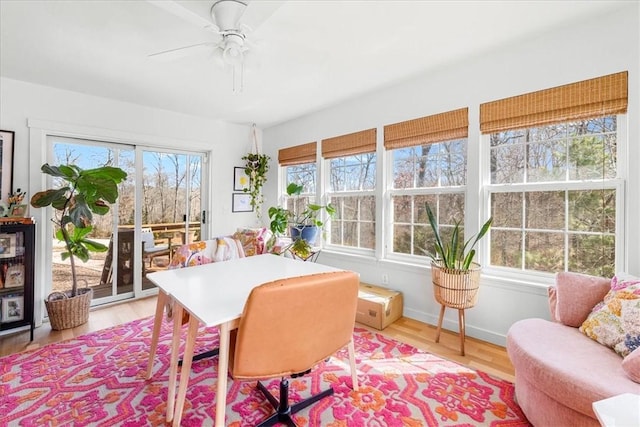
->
<box><xmin>283</xmin><ymin>163</ymin><xmax>316</xmax><ymax>218</ymax></box>
<box><xmin>390</xmin><ymin>140</ymin><xmax>467</xmax><ymax>258</ymax></box>
<box><xmin>276</xmin><ymin>74</ymin><xmax>626</xmax><ymax>279</ymax></box>
<box><xmin>327</xmin><ymin>153</ymin><xmax>376</xmax><ymax>250</ymax></box>
<box><xmin>488</xmin><ymin>116</ymin><xmax>618</xmax><ymax>277</ymax></box>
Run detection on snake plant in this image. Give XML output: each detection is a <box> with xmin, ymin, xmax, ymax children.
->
<box><xmin>426</xmin><ymin>203</ymin><xmax>492</xmax><ymax>270</ymax></box>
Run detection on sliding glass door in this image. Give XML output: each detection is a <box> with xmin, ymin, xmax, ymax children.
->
<box><xmin>140</xmin><ymin>150</ymin><xmax>203</xmax><ymax>290</ymax></box>
<box><xmin>48</xmin><ymin>137</ymin><xmax>206</xmax><ymax>304</ymax></box>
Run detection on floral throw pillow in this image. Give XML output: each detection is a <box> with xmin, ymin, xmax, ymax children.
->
<box><xmin>233</xmin><ymin>228</ymin><xmax>269</xmax><ymax>256</ymax></box>
<box><xmin>579</xmin><ymin>274</ymin><xmax>640</xmax><ymax>357</ymax></box>
<box><xmin>168</xmin><ymin>240</ymin><xmax>213</xmax><ymax>269</ymax></box>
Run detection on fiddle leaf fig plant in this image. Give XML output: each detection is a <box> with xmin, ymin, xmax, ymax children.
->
<box><xmin>30</xmin><ymin>163</ymin><xmax>127</xmax><ymax>297</ymax></box>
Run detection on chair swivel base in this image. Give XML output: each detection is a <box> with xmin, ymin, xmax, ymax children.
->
<box><xmin>178</xmin><ymin>348</ymin><xmax>219</xmax><ymax>366</ymax></box>
<box><xmin>256</xmin><ymin>378</ymin><xmax>334</xmax><ymax>427</ymax></box>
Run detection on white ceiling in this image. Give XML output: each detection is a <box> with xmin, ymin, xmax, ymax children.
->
<box><xmin>0</xmin><ymin>0</ymin><xmax>628</xmax><ymax>128</ymax></box>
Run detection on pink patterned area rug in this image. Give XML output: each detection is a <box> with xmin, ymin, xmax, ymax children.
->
<box><xmin>0</xmin><ymin>316</ymin><xmax>531</xmax><ymax>426</ymax></box>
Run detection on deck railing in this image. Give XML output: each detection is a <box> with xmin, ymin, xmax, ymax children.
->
<box><xmin>53</xmin><ymin>223</ymin><xmax>203</xmax><ymax>300</ymax></box>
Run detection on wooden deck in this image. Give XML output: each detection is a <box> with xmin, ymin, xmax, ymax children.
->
<box><xmin>54</xmin><ymin>223</ymin><xmax>199</xmax><ymax>299</ymax></box>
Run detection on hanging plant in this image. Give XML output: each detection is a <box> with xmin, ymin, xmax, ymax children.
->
<box><xmin>242</xmin><ymin>124</ymin><xmax>270</xmax><ymax>219</ymax></box>
<box><xmin>242</xmin><ymin>152</ymin><xmax>270</xmax><ymax>218</ymax></box>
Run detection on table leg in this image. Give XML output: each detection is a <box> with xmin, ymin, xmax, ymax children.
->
<box><xmin>215</xmin><ymin>322</ymin><xmax>231</xmax><ymax>427</ymax></box>
<box><xmin>146</xmin><ymin>290</ymin><xmax>168</xmax><ymax>379</ymax></box>
<box><xmin>172</xmin><ymin>313</ymin><xmax>199</xmax><ymax>427</ymax></box>
<box><xmin>166</xmin><ymin>303</ymin><xmax>184</xmax><ymax>422</ymax></box>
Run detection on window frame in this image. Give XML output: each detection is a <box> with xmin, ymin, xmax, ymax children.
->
<box><xmin>278</xmin><ymin>162</ymin><xmax>318</xmax><ymax>235</ymax></box>
<box><xmin>385</xmin><ymin>139</ymin><xmax>468</xmax><ymax>265</ymax></box>
<box><xmin>323</xmin><ymin>152</ymin><xmax>377</xmax><ymax>256</ymax></box>
<box><xmin>275</xmin><ymin>110</ymin><xmax>628</xmax><ymax>287</ymax></box>
<box><xmin>481</xmin><ymin>114</ymin><xmax>627</xmax><ymax>280</ymax></box>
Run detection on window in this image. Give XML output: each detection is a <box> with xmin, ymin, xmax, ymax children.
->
<box><xmin>322</xmin><ymin>128</ymin><xmax>377</xmax><ymax>251</ymax></box>
<box><xmin>481</xmin><ymin>71</ymin><xmax>627</xmax><ymax>277</ymax></box>
<box><xmin>488</xmin><ymin>117</ymin><xmax>619</xmax><ymax>277</ymax></box>
<box><xmin>327</xmin><ymin>153</ymin><xmax>376</xmax><ymax>249</ymax></box>
<box><xmin>278</xmin><ymin>142</ymin><xmax>318</xmax><ymax>225</ymax></box>
<box><xmin>384</xmin><ymin>108</ymin><xmax>469</xmax><ymax>260</ymax></box>
<box><xmin>283</xmin><ymin>162</ymin><xmax>316</xmax><ymax>215</ymax></box>
<box><xmin>283</xmin><ymin>73</ymin><xmax>628</xmax><ymax>281</ymax></box>
<box><xmin>390</xmin><ymin>140</ymin><xmax>467</xmax><ymax>258</ymax></box>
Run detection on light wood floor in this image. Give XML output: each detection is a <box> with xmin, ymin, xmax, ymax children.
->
<box><xmin>0</xmin><ymin>296</ymin><xmax>515</xmax><ymax>382</ymax></box>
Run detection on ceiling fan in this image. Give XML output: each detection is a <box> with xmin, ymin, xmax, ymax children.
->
<box><xmin>148</xmin><ymin>0</ymin><xmax>257</xmax><ymax>89</ymax></box>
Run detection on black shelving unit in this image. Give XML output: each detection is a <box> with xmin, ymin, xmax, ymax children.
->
<box><xmin>0</xmin><ymin>222</ymin><xmax>35</xmax><ymax>341</ymax></box>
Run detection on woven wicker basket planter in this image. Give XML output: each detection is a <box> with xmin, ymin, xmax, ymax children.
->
<box><xmin>45</xmin><ymin>288</ymin><xmax>93</xmax><ymax>330</ymax></box>
<box><xmin>431</xmin><ymin>260</ymin><xmax>481</xmax><ymax>309</ymax></box>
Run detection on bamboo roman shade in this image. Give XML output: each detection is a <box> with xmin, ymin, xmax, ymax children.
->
<box><xmin>278</xmin><ymin>142</ymin><xmax>317</xmax><ymax>166</ymax></box>
<box><xmin>383</xmin><ymin>108</ymin><xmax>469</xmax><ymax>150</ymax></box>
<box><xmin>480</xmin><ymin>71</ymin><xmax>628</xmax><ymax>134</ymax></box>
<box><xmin>321</xmin><ymin>128</ymin><xmax>377</xmax><ymax>159</ymax></box>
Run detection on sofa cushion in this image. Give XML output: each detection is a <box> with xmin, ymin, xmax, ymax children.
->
<box><xmin>507</xmin><ymin>318</ymin><xmax>639</xmax><ymax>419</ymax></box>
<box><xmin>579</xmin><ymin>273</ymin><xmax>640</xmax><ymax>357</ymax></box>
<box><xmin>169</xmin><ymin>240</ymin><xmax>214</xmax><ymax>269</ymax></box>
<box><xmin>622</xmin><ymin>347</ymin><xmax>640</xmax><ymax>383</ymax></box>
<box><xmin>233</xmin><ymin>227</ymin><xmax>271</xmax><ymax>256</ymax></box>
<box><xmin>550</xmin><ymin>272</ymin><xmax>611</xmax><ymax>327</ymax></box>
<box><xmin>213</xmin><ymin>236</ymin><xmax>245</xmax><ymax>262</ymax></box>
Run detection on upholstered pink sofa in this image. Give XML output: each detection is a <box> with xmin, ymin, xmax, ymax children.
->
<box><xmin>507</xmin><ymin>272</ymin><xmax>639</xmax><ymax>426</ymax></box>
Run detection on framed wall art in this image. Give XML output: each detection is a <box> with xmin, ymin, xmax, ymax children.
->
<box><xmin>4</xmin><ymin>264</ymin><xmax>24</xmax><ymax>288</ymax></box>
<box><xmin>233</xmin><ymin>166</ymin><xmax>250</xmax><ymax>191</ymax></box>
<box><xmin>2</xmin><ymin>295</ymin><xmax>24</xmax><ymax>322</ymax></box>
<box><xmin>9</xmin><ymin>204</ymin><xmax>27</xmax><ymax>217</ymax></box>
<box><xmin>0</xmin><ymin>234</ymin><xmax>16</xmax><ymax>258</ymax></box>
<box><xmin>0</xmin><ymin>130</ymin><xmax>14</xmax><ymax>201</ymax></box>
<box><xmin>232</xmin><ymin>193</ymin><xmax>253</xmax><ymax>213</ymax></box>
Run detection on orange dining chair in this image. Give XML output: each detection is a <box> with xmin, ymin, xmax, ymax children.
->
<box><xmin>228</xmin><ymin>270</ymin><xmax>360</xmax><ymax>427</ymax></box>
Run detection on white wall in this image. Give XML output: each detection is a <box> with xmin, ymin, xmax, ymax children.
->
<box><xmin>0</xmin><ymin>77</ymin><xmax>260</xmax><ymax>236</ymax></box>
<box><xmin>0</xmin><ymin>77</ymin><xmax>260</xmax><ymax>320</ymax></box>
<box><xmin>263</xmin><ymin>4</ymin><xmax>640</xmax><ymax>346</ymax></box>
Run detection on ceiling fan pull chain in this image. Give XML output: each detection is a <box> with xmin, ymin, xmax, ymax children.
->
<box><xmin>240</xmin><ymin>62</ymin><xmax>244</xmax><ymax>93</ymax></box>
<box><xmin>231</xmin><ymin>63</ymin><xmax>244</xmax><ymax>94</ymax></box>
<box><xmin>233</xmin><ymin>66</ymin><xmax>237</xmax><ymax>93</ymax></box>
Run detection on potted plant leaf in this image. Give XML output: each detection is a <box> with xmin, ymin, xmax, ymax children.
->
<box><xmin>267</xmin><ymin>182</ymin><xmax>336</xmax><ymax>259</ymax></box>
<box><xmin>30</xmin><ymin>163</ymin><xmax>127</xmax><ymax>330</ymax></box>
<box><xmin>426</xmin><ymin>203</ymin><xmax>492</xmax><ymax>271</ymax></box>
<box><xmin>425</xmin><ymin>202</ymin><xmax>492</xmax><ymax>355</ymax></box>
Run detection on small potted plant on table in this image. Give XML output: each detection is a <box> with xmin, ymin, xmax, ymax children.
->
<box><xmin>30</xmin><ymin>163</ymin><xmax>127</xmax><ymax>330</ymax></box>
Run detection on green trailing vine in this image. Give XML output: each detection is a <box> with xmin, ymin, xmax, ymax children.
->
<box><xmin>242</xmin><ymin>152</ymin><xmax>270</xmax><ymax>218</ymax></box>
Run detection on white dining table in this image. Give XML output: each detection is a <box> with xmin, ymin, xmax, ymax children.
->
<box><xmin>144</xmin><ymin>254</ymin><xmax>343</xmax><ymax>427</ymax></box>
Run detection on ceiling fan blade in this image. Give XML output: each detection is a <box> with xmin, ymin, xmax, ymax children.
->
<box><xmin>147</xmin><ymin>0</ymin><xmax>219</xmax><ymax>32</ymax></box>
<box><xmin>148</xmin><ymin>41</ymin><xmax>221</xmax><ymax>61</ymax></box>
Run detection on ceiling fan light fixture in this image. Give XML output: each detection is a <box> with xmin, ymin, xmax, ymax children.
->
<box><xmin>222</xmin><ymin>33</ymin><xmax>245</xmax><ymax>66</ymax></box>
<box><xmin>211</xmin><ymin>0</ymin><xmax>248</xmax><ymax>30</ymax></box>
